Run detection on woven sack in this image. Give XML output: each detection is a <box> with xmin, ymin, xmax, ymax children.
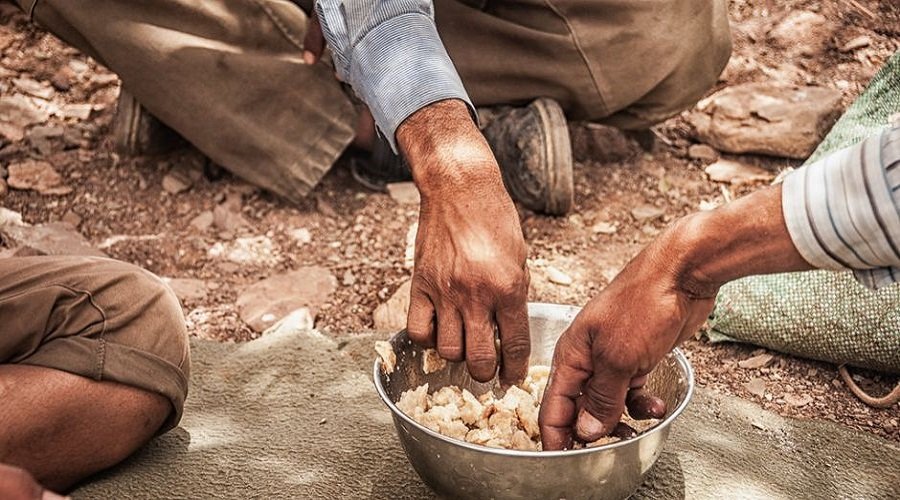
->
<box><xmin>707</xmin><ymin>52</ymin><xmax>900</xmax><ymax>405</ymax></box>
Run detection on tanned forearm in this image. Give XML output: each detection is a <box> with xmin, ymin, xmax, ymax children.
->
<box><xmin>666</xmin><ymin>184</ymin><xmax>814</xmax><ymax>297</ymax></box>
<box><xmin>394</xmin><ymin>99</ymin><xmax>531</xmax><ymax>386</ymax></box>
<box><xmin>395</xmin><ymin>99</ymin><xmax>502</xmax><ymax>198</ymax></box>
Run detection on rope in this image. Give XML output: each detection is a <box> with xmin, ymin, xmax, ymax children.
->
<box><xmin>839</xmin><ymin>364</ymin><xmax>900</xmax><ymax>408</ymax></box>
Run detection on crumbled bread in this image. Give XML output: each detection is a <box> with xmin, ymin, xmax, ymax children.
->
<box><xmin>432</xmin><ymin>386</ymin><xmax>463</xmax><ymax>407</ymax></box>
<box><xmin>375</xmin><ymin>341</ymin><xmax>396</xmax><ymax>374</ymax></box>
<box><xmin>395</xmin><ymin>366</ymin><xmax>547</xmax><ymax>451</ymax></box>
<box><xmin>422</xmin><ymin>348</ymin><xmax>447</xmax><ymax>374</ymax></box>
<box><xmin>584</xmin><ymin>437</ymin><xmax>621</xmax><ymax>448</ymax></box>
<box><xmin>397</xmin><ymin>383</ymin><xmax>429</xmax><ymax>416</ymax></box>
<box><xmin>394</xmin><ymin>364</ymin><xmax>662</xmax><ymax>451</ymax></box>
<box><xmin>459</xmin><ymin>389</ymin><xmax>489</xmax><ymax>426</ymax></box>
<box><xmin>622</xmin><ymin>413</ymin><xmax>660</xmax><ymax>433</ymax></box>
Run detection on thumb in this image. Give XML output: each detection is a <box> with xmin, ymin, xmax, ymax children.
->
<box><xmin>575</xmin><ymin>364</ymin><xmax>630</xmax><ymax>442</ymax></box>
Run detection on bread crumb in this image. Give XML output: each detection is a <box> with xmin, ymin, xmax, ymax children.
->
<box><xmin>422</xmin><ymin>348</ymin><xmax>447</xmax><ymax>374</ymax></box>
<box><xmin>375</xmin><ymin>341</ymin><xmax>396</xmax><ymax>374</ymax></box>
<box><xmin>395</xmin><ymin>365</ymin><xmax>662</xmax><ymax>451</ymax></box>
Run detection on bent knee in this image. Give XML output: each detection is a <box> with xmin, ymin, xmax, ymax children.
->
<box><xmin>69</xmin><ymin>258</ymin><xmax>191</xmax><ymax>430</ymax></box>
<box><xmin>102</xmin><ymin>261</ymin><xmax>190</xmax><ymax>409</ymax></box>
<box><xmin>575</xmin><ymin>0</ymin><xmax>732</xmax><ymax>127</ymax></box>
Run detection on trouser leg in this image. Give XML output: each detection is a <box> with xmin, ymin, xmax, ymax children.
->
<box><xmin>436</xmin><ymin>0</ymin><xmax>732</xmax><ymax>129</ymax></box>
<box><xmin>17</xmin><ymin>0</ymin><xmax>356</xmax><ymax>202</ymax></box>
<box><xmin>0</xmin><ymin>256</ymin><xmax>190</xmax><ymax>429</ymax></box>
<box><xmin>0</xmin><ymin>255</ymin><xmax>190</xmax><ymax>490</ymax></box>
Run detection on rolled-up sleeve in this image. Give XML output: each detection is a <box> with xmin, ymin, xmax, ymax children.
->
<box><xmin>782</xmin><ymin>125</ymin><xmax>900</xmax><ymax>288</ymax></box>
<box><xmin>314</xmin><ymin>0</ymin><xmax>474</xmax><ymax>151</ymax></box>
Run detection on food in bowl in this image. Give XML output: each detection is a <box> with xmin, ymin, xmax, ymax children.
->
<box><xmin>394</xmin><ymin>364</ymin><xmax>661</xmax><ymax>451</ymax></box>
<box><xmin>374</xmin><ymin>305</ymin><xmax>694</xmax><ymax>500</ymax></box>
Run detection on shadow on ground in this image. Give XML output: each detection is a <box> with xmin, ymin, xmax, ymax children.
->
<box><xmin>74</xmin><ymin>330</ymin><xmax>900</xmax><ymax>499</ymax></box>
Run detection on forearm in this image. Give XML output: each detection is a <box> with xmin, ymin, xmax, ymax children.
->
<box><xmin>669</xmin><ymin>125</ymin><xmax>900</xmax><ymax>294</ymax></box>
<box><xmin>397</xmin><ymin>99</ymin><xmax>503</xmax><ymax>199</ymax></box>
<box><xmin>669</xmin><ymin>184</ymin><xmax>813</xmax><ymax>297</ymax></box>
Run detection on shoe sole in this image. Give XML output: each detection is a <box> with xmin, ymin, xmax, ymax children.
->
<box><xmin>112</xmin><ymin>89</ymin><xmax>185</xmax><ymax>156</ymax></box>
<box><xmin>532</xmin><ymin>98</ymin><xmax>574</xmax><ymax>215</ymax></box>
<box><xmin>113</xmin><ymin>90</ymin><xmax>141</xmax><ymax>155</ymax></box>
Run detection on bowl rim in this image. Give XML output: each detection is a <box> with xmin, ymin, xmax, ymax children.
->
<box><xmin>372</xmin><ymin>307</ymin><xmax>695</xmax><ymax>457</ymax></box>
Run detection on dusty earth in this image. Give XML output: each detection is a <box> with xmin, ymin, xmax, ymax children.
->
<box><xmin>1</xmin><ymin>0</ymin><xmax>898</xmax><ymax>442</ymax></box>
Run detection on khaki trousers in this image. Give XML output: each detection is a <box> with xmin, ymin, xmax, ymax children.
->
<box><xmin>0</xmin><ymin>256</ymin><xmax>190</xmax><ymax>431</ymax></box>
<box><xmin>19</xmin><ymin>0</ymin><xmax>730</xmax><ymax>202</ymax></box>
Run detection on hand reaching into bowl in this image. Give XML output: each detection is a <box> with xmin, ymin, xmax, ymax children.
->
<box><xmin>539</xmin><ymin>185</ymin><xmax>811</xmax><ymax>450</ymax></box>
<box><xmin>398</xmin><ymin>100</ymin><xmax>532</xmax><ymax>387</ymax></box>
<box><xmin>536</xmin><ymin>229</ymin><xmax>707</xmax><ymax>451</ymax></box>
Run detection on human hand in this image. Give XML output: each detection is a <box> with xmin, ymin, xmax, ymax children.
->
<box><xmin>539</xmin><ymin>185</ymin><xmax>811</xmax><ymax>450</ymax></box>
<box><xmin>398</xmin><ymin>100</ymin><xmax>531</xmax><ymax>385</ymax></box>
<box><xmin>302</xmin><ymin>9</ymin><xmax>325</xmax><ymax>65</ymax></box>
<box><xmin>0</xmin><ymin>464</ymin><xmax>67</xmax><ymax>500</ymax></box>
<box><xmin>537</xmin><ymin>227</ymin><xmax>712</xmax><ymax>450</ymax></box>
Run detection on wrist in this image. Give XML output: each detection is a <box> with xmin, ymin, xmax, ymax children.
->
<box><xmin>396</xmin><ymin>99</ymin><xmax>503</xmax><ymax>198</ymax></box>
<box><xmin>668</xmin><ymin>185</ymin><xmax>812</xmax><ymax>298</ymax></box>
<box><xmin>663</xmin><ymin>211</ymin><xmax>729</xmax><ymax>298</ymax></box>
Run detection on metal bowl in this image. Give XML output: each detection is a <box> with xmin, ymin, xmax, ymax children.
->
<box><xmin>373</xmin><ymin>302</ymin><xmax>694</xmax><ymax>500</ymax></box>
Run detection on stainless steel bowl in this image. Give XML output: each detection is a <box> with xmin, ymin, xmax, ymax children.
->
<box><xmin>373</xmin><ymin>302</ymin><xmax>694</xmax><ymax>500</ymax></box>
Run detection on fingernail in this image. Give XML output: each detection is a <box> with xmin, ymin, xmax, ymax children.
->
<box><xmin>575</xmin><ymin>408</ymin><xmax>607</xmax><ymax>441</ymax></box>
<box><xmin>302</xmin><ymin>51</ymin><xmax>315</xmax><ymax>64</ymax></box>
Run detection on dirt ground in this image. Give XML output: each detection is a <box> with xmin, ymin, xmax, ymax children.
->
<box><xmin>1</xmin><ymin>0</ymin><xmax>898</xmax><ymax>441</ymax></box>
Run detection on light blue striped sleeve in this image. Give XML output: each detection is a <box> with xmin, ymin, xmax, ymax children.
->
<box><xmin>782</xmin><ymin>125</ymin><xmax>900</xmax><ymax>288</ymax></box>
<box><xmin>314</xmin><ymin>0</ymin><xmax>475</xmax><ymax>151</ymax></box>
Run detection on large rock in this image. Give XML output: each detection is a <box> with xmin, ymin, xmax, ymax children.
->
<box><xmin>767</xmin><ymin>11</ymin><xmax>834</xmax><ymax>58</ymax></box>
<box><xmin>704</xmin><ymin>159</ymin><xmax>774</xmax><ymax>185</ymax></box>
<box><xmin>0</xmin><ymin>94</ymin><xmax>52</xmax><ymax>142</ymax></box>
<box><xmin>162</xmin><ymin>278</ymin><xmax>209</xmax><ymax>303</ymax></box>
<box><xmin>689</xmin><ymin>83</ymin><xmax>842</xmax><ymax>159</ymax></box>
<box><xmin>236</xmin><ymin>267</ymin><xmax>337</xmax><ymax>332</ymax></box>
<box><xmin>373</xmin><ymin>279</ymin><xmax>412</xmax><ymax>332</ymax></box>
<box><xmin>7</xmin><ymin>160</ymin><xmax>72</xmax><ymax>195</ymax></box>
<box><xmin>0</xmin><ymin>222</ymin><xmax>105</xmax><ymax>257</ymax></box>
